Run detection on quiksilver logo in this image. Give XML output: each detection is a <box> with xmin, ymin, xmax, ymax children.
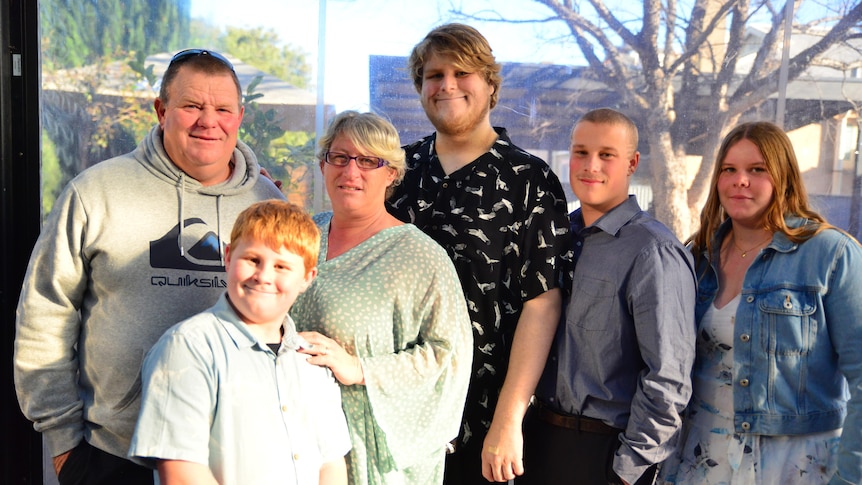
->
<box><xmin>150</xmin><ymin>275</ymin><xmax>227</xmax><ymax>288</ymax></box>
<box><xmin>150</xmin><ymin>218</ymin><xmax>225</xmax><ymax>272</ymax></box>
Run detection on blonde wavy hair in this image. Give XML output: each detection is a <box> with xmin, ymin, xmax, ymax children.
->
<box><xmin>408</xmin><ymin>23</ymin><xmax>502</xmax><ymax>110</ymax></box>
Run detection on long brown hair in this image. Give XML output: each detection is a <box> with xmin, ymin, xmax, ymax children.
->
<box><xmin>689</xmin><ymin>121</ymin><xmax>833</xmax><ymax>261</ymax></box>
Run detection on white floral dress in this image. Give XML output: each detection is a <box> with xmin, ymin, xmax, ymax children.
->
<box><xmin>659</xmin><ymin>295</ymin><xmax>841</xmax><ymax>485</ymax></box>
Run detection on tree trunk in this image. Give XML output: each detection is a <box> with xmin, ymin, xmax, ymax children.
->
<box><xmin>646</xmin><ymin>115</ymin><xmax>692</xmax><ymax>239</ymax></box>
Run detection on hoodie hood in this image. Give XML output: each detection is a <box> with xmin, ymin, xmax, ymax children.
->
<box><xmin>134</xmin><ymin>124</ymin><xmax>267</xmax><ymax>261</ymax></box>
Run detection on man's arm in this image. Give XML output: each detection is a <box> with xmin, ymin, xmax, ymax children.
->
<box><xmin>482</xmin><ymin>288</ymin><xmax>561</xmax><ymax>482</ymax></box>
<box><xmin>158</xmin><ymin>460</ymin><xmax>219</xmax><ymax>485</ymax></box>
<box><xmin>14</xmin><ymin>183</ymin><xmax>90</xmax><ymax>458</ymax></box>
<box><xmin>614</xmin><ymin>242</ymin><xmax>696</xmax><ymax>484</ymax></box>
<box><xmin>319</xmin><ymin>457</ymin><xmax>348</xmax><ymax>485</ymax></box>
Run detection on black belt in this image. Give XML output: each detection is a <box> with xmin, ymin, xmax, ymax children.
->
<box><xmin>532</xmin><ymin>400</ymin><xmax>622</xmax><ymax>436</ymax></box>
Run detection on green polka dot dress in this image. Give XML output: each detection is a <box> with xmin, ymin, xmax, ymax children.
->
<box><xmin>291</xmin><ymin>212</ymin><xmax>473</xmax><ymax>485</ymax></box>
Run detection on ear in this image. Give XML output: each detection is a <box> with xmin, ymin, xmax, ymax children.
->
<box><xmin>301</xmin><ymin>267</ymin><xmax>318</xmax><ymax>292</ymax></box>
<box><xmin>224</xmin><ymin>244</ymin><xmax>232</xmax><ymax>269</ymax></box>
<box><xmin>154</xmin><ymin>98</ymin><xmax>166</xmax><ymax>126</ymax></box>
<box><xmin>386</xmin><ymin>166</ymin><xmax>398</xmax><ymax>186</ymax></box>
<box><xmin>627</xmin><ymin>152</ymin><xmax>640</xmax><ymax>176</ymax></box>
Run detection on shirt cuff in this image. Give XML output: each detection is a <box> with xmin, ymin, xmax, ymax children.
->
<box><xmin>43</xmin><ymin>424</ymin><xmax>84</xmax><ymax>458</ymax></box>
<box><xmin>613</xmin><ymin>445</ymin><xmax>653</xmax><ymax>485</ymax></box>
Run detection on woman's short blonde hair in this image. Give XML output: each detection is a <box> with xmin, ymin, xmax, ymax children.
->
<box><xmin>317</xmin><ymin>111</ymin><xmax>406</xmax><ymax>197</ymax></box>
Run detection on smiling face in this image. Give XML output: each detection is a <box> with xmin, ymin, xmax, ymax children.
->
<box><xmin>569</xmin><ymin>120</ymin><xmax>639</xmax><ymax>225</ymax></box>
<box><xmin>321</xmin><ymin>133</ymin><xmax>397</xmax><ymax>218</ymax></box>
<box><xmin>155</xmin><ymin>66</ymin><xmax>244</xmax><ymax>186</ymax></box>
<box><xmin>419</xmin><ymin>53</ymin><xmax>494</xmax><ymax>136</ymax></box>
<box><xmin>225</xmin><ymin>237</ymin><xmax>315</xmax><ymax>330</ymax></box>
<box><xmin>717</xmin><ymin>138</ymin><xmax>775</xmax><ymax>228</ymax></box>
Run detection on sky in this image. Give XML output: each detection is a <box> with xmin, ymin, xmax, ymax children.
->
<box><xmin>189</xmin><ymin>0</ymin><xmax>581</xmax><ymax>111</ymax></box>
<box><xmin>188</xmin><ymin>0</ymin><xmax>837</xmax><ymax>112</ymax></box>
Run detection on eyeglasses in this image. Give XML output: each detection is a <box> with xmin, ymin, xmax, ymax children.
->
<box><xmin>324</xmin><ymin>151</ymin><xmax>389</xmax><ymax>170</ymax></box>
<box><xmin>169</xmin><ymin>49</ymin><xmax>235</xmax><ymax>72</ymax></box>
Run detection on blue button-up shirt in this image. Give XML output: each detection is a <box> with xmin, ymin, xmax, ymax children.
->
<box><xmin>535</xmin><ymin>196</ymin><xmax>696</xmax><ymax>484</ymax></box>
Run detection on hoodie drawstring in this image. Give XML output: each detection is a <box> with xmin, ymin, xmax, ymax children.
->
<box><xmin>216</xmin><ymin>194</ymin><xmax>224</xmax><ymax>266</ymax></box>
<box><xmin>177</xmin><ymin>173</ymin><xmax>186</xmax><ymax>257</ymax></box>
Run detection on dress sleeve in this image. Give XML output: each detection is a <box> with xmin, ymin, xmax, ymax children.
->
<box><xmin>13</xmin><ymin>182</ymin><xmax>90</xmax><ymax>457</ymax></box>
<box><xmin>359</xmin><ymin>241</ymin><xmax>473</xmax><ymax>469</ymax></box>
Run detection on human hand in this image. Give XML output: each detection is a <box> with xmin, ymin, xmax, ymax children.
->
<box><xmin>298</xmin><ymin>331</ymin><xmax>364</xmax><ymax>386</ymax></box>
<box><xmin>53</xmin><ymin>450</ymin><xmax>72</xmax><ymax>476</ymax></box>
<box><xmin>259</xmin><ymin>167</ymin><xmax>283</xmax><ymax>190</ymax></box>
<box><xmin>481</xmin><ymin>423</ymin><xmax>524</xmax><ymax>482</ymax></box>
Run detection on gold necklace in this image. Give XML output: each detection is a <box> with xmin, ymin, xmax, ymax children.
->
<box><xmin>732</xmin><ymin>234</ymin><xmax>772</xmax><ymax>258</ymax></box>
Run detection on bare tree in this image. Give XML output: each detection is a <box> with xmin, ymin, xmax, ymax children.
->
<box><xmin>454</xmin><ymin>0</ymin><xmax>862</xmax><ymax>237</ymax></box>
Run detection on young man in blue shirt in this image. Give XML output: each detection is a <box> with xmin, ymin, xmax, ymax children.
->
<box><xmin>519</xmin><ymin>108</ymin><xmax>696</xmax><ymax>485</ymax></box>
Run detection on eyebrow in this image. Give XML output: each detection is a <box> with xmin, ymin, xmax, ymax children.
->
<box><xmin>570</xmin><ymin>144</ymin><xmax>619</xmax><ymax>152</ymax></box>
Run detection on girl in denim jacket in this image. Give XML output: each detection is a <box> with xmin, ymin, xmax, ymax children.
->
<box><xmin>660</xmin><ymin>121</ymin><xmax>862</xmax><ymax>485</ymax></box>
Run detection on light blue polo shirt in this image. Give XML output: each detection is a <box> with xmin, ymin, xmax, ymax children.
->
<box><xmin>130</xmin><ymin>294</ymin><xmax>350</xmax><ymax>485</ymax></box>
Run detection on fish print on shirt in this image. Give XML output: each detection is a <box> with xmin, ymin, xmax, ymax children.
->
<box><xmin>387</xmin><ymin>128</ymin><xmax>572</xmax><ymax>447</ymax></box>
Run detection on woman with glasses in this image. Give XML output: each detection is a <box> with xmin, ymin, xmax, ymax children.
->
<box><xmin>290</xmin><ymin>111</ymin><xmax>473</xmax><ymax>485</ymax></box>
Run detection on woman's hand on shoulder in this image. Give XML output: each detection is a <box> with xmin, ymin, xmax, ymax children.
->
<box><xmin>298</xmin><ymin>331</ymin><xmax>365</xmax><ymax>386</ymax></box>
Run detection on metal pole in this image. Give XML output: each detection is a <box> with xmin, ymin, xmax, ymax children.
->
<box><xmin>314</xmin><ymin>0</ymin><xmax>327</xmax><ymax>212</ymax></box>
<box><xmin>848</xmin><ymin>118</ymin><xmax>862</xmax><ymax>237</ymax></box>
<box><xmin>775</xmin><ymin>0</ymin><xmax>794</xmax><ymax>128</ymax></box>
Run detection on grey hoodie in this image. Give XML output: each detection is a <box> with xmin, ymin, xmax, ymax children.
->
<box><xmin>14</xmin><ymin>125</ymin><xmax>285</xmax><ymax>459</ymax></box>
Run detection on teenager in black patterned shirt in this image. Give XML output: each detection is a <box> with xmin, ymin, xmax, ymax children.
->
<box><xmin>387</xmin><ymin>23</ymin><xmax>572</xmax><ymax>485</ymax></box>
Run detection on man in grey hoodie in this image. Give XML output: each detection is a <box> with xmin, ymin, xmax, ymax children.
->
<box><xmin>13</xmin><ymin>49</ymin><xmax>284</xmax><ymax>485</ymax></box>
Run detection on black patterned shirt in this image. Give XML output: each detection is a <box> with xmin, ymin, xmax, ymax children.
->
<box><xmin>387</xmin><ymin>127</ymin><xmax>572</xmax><ymax>448</ymax></box>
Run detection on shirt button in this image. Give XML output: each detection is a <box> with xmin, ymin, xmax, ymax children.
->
<box><xmin>741</xmin><ymin>422</ymin><xmax>751</xmax><ymax>431</ymax></box>
<box><xmin>576</xmin><ymin>241</ymin><xmax>582</xmax><ymax>247</ymax></box>
<box><xmin>740</xmin><ymin>378</ymin><xmax>749</xmax><ymax>387</ymax></box>
<box><xmin>442</xmin><ymin>182</ymin><xmax>448</xmax><ymax>189</ymax></box>
<box><xmin>281</xmin><ymin>405</ymin><xmax>288</xmax><ymax>412</ymax></box>
<box><xmin>746</xmin><ymin>296</ymin><xmax>755</xmax><ymax>303</ymax></box>
<box><xmin>293</xmin><ymin>453</ymin><xmax>300</xmax><ymax>460</ymax></box>
<box><xmin>740</xmin><ymin>334</ymin><xmax>750</xmax><ymax>342</ymax></box>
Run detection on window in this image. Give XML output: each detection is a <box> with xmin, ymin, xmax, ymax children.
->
<box><xmin>40</xmin><ymin>0</ymin><xmax>862</xmax><ymax>234</ymax></box>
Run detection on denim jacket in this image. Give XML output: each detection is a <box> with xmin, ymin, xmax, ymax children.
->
<box><xmin>695</xmin><ymin>217</ymin><xmax>862</xmax><ymax>485</ymax></box>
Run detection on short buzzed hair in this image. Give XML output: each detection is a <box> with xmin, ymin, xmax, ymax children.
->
<box><xmin>576</xmin><ymin>108</ymin><xmax>639</xmax><ymax>155</ymax></box>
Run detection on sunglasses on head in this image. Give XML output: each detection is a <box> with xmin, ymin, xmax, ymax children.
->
<box><xmin>169</xmin><ymin>49</ymin><xmax>235</xmax><ymax>72</ymax></box>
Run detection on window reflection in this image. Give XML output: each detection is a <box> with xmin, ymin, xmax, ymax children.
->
<box><xmin>40</xmin><ymin>0</ymin><xmax>862</xmax><ymax>235</ymax></box>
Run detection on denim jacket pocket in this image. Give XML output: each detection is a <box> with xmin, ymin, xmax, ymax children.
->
<box><xmin>757</xmin><ymin>289</ymin><xmax>818</xmax><ymax>356</ymax></box>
